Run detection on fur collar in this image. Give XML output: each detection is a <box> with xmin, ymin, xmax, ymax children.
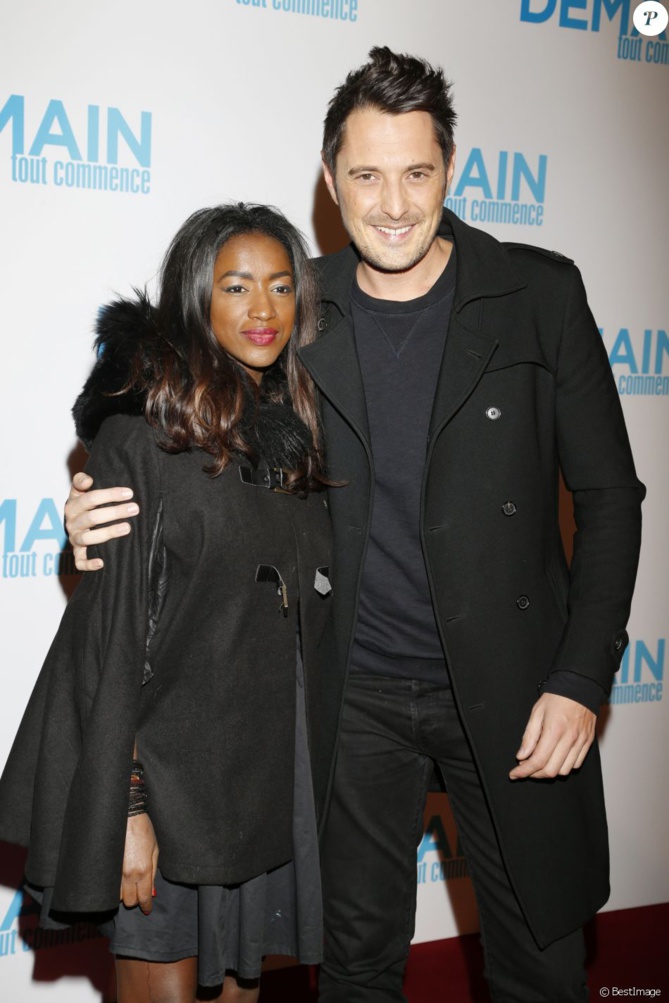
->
<box><xmin>73</xmin><ymin>292</ymin><xmax>158</xmax><ymax>449</ymax></box>
<box><xmin>73</xmin><ymin>294</ymin><xmax>312</xmax><ymax>470</ymax></box>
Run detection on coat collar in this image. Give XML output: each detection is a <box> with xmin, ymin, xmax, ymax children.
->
<box><xmin>299</xmin><ymin>209</ymin><xmax>527</xmax><ymax>446</ymax></box>
<box><xmin>312</xmin><ymin>207</ymin><xmax>527</xmax><ymax>317</ymax></box>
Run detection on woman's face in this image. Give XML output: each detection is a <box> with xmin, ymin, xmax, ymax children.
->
<box><xmin>210</xmin><ymin>232</ymin><xmax>296</xmax><ymax>384</ymax></box>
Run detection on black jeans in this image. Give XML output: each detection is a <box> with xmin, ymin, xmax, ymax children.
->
<box><xmin>318</xmin><ymin>673</ymin><xmax>588</xmax><ymax>1003</ymax></box>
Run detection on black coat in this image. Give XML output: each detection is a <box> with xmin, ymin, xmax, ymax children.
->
<box><xmin>298</xmin><ymin>209</ymin><xmax>644</xmax><ymax>947</ymax></box>
<box><xmin>0</xmin><ymin>304</ymin><xmax>332</xmax><ymax>914</ymax></box>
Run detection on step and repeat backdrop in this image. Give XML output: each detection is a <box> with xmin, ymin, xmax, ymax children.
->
<box><xmin>1</xmin><ymin>1</ymin><xmax>667</xmax><ymax>998</ymax></box>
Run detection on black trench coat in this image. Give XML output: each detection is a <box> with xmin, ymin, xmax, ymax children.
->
<box><xmin>0</xmin><ymin>400</ymin><xmax>332</xmax><ymax>913</ymax></box>
<box><xmin>298</xmin><ymin>209</ymin><xmax>644</xmax><ymax>948</ymax></box>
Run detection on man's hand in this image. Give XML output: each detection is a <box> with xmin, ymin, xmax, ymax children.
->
<box><xmin>65</xmin><ymin>472</ymin><xmax>139</xmax><ymax>571</ymax></box>
<box><xmin>509</xmin><ymin>692</ymin><xmax>596</xmax><ymax>780</ymax></box>
<box><xmin>120</xmin><ymin>813</ymin><xmax>159</xmax><ymax>914</ymax></box>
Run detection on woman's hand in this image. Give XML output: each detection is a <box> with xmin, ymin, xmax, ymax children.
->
<box><xmin>120</xmin><ymin>813</ymin><xmax>159</xmax><ymax>914</ymax></box>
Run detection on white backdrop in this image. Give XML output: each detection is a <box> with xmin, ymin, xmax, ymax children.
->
<box><xmin>1</xmin><ymin>1</ymin><xmax>667</xmax><ymax>997</ymax></box>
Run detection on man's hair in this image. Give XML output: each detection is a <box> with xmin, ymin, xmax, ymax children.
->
<box><xmin>322</xmin><ymin>46</ymin><xmax>456</xmax><ymax>173</ymax></box>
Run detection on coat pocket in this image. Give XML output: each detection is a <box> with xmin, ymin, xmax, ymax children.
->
<box><xmin>144</xmin><ymin>498</ymin><xmax>167</xmax><ymax>684</ymax></box>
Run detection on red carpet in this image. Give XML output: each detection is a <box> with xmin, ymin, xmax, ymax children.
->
<box><xmin>259</xmin><ymin>903</ymin><xmax>669</xmax><ymax>1001</ymax></box>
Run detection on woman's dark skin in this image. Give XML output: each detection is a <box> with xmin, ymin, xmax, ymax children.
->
<box><xmin>116</xmin><ymin>959</ymin><xmax>259</xmax><ymax>1003</ymax></box>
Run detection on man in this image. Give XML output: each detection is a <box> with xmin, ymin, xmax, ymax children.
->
<box><xmin>65</xmin><ymin>48</ymin><xmax>643</xmax><ymax>1003</ymax></box>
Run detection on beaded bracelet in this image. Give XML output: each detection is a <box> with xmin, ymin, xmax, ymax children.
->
<box><xmin>128</xmin><ymin>758</ymin><xmax>148</xmax><ymax>817</ymax></box>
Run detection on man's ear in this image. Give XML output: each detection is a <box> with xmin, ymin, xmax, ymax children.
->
<box><xmin>445</xmin><ymin>146</ymin><xmax>456</xmax><ymax>195</ymax></box>
<box><xmin>321</xmin><ymin>154</ymin><xmax>339</xmax><ymax>206</ymax></box>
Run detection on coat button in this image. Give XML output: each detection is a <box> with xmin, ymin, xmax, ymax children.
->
<box><xmin>486</xmin><ymin>406</ymin><xmax>501</xmax><ymax>420</ymax></box>
<box><xmin>516</xmin><ymin>595</ymin><xmax>530</xmax><ymax>610</ymax></box>
<box><xmin>317</xmin><ymin>317</ymin><xmax>327</xmax><ymax>332</ymax></box>
<box><xmin>614</xmin><ymin>636</ymin><xmax>623</xmax><ymax>651</ymax></box>
<box><xmin>502</xmin><ymin>501</ymin><xmax>517</xmax><ymax>516</ymax></box>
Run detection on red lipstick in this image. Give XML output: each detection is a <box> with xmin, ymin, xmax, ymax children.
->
<box><xmin>242</xmin><ymin>328</ymin><xmax>278</xmax><ymax>345</ymax></box>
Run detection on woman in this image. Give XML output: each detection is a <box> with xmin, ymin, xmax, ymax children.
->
<box><xmin>0</xmin><ymin>203</ymin><xmax>332</xmax><ymax>1002</ymax></box>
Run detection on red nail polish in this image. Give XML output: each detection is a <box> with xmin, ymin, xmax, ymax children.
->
<box><xmin>152</xmin><ymin>887</ymin><xmax>157</xmax><ymax>897</ymax></box>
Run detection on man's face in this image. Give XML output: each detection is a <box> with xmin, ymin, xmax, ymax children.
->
<box><xmin>323</xmin><ymin>107</ymin><xmax>454</xmax><ymax>275</ymax></box>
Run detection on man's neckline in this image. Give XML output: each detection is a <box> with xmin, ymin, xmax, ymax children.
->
<box><xmin>354</xmin><ymin>236</ymin><xmax>455</xmax><ymax>303</ymax></box>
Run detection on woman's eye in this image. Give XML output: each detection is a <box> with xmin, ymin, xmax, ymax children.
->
<box><xmin>273</xmin><ymin>285</ymin><xmax>293</xmax><ymax>295</ymax></box>
<box><xmin>224</xmin><ymin>285</ymin><xmax>246</xmax><ymax>294</ymax></box>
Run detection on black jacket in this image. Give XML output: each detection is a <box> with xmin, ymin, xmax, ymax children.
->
<box><xmin>0</xmin><ymin>301</ymin><xmax>332</xmax><ymax>913</ymax></box>
<box><xmin>298</xmin><ymin>209</ymin><xmax>644</xmax><ymax>947</ymax></box>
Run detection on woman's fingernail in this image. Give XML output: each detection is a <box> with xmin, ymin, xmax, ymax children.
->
<box><xmin>152</xmin><ymin>887</ymin><xmax>157</xmax><ymax>898</ymax></box>
<box><xmin>121</xmin><ymin>489</ymin><xmax>133</xmax><ymax>499</ymax></box>
<box><xmin>127</xmin><ymin>503</ymin><xmax>139</xmax><ymax>515</ymax></box>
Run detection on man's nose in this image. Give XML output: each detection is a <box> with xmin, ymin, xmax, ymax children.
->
<box><xmin>379</xmin><ymin>179</ymin><xmax>410</xmax><ymax>220</ymax></box>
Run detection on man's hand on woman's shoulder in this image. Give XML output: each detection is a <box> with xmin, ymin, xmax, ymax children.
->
<box><xmin>65</xmin><ymin>472</ymin><xmax>140</xmax><ymax>571</ymax></box>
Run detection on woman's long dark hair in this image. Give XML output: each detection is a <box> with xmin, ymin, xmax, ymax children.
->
<box><xmin>126</xmin><ymin>203</ymin><xmax>325</xmax><ymax>491</ymax></box>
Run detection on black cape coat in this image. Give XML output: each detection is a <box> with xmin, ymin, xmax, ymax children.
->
<box><xmin>0</xmin><ymin>303</ymin><xmax>332</xmax><ymax>914</ymax></box>
<box><xmin>298</xmin><ymin>209</ymin><xmax>644</xmax><ymax>948</ymax></box>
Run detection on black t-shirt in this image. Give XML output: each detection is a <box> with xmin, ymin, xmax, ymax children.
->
<box><xmin>350</xmin><ymin>248</ymin><xmax>456</xmax><ymax>683</ymax></box>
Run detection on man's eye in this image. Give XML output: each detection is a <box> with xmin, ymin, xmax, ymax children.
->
<box><xmin>409</xmin><ymin>171</ymin><xmax>427</xmax><ymax>180</ymax></box>
<box><xmin>356</xmin><ymin>173</ymin><xmax>376</xmax><ymax>182</ymax></box>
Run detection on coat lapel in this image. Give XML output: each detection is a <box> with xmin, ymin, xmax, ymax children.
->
<box><xmin>427</xmin><ymin>307</ymin><xmax>499</xmax><ymax>440</ymax></box>
<box><xmin>298</xmin><ymin>311</ymin><xmax>371</xmax><ymax>449</ymax></box>
<box><xmin>426</xmin><ymin>210</ymin><xmax>527</xmax><ymax>438</ymax></box>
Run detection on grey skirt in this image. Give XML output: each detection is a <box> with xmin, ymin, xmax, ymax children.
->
<box><xmin>33</xmin><ymin>656</ymin><xmax>323</xmax><ymax>986</ymax></box>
